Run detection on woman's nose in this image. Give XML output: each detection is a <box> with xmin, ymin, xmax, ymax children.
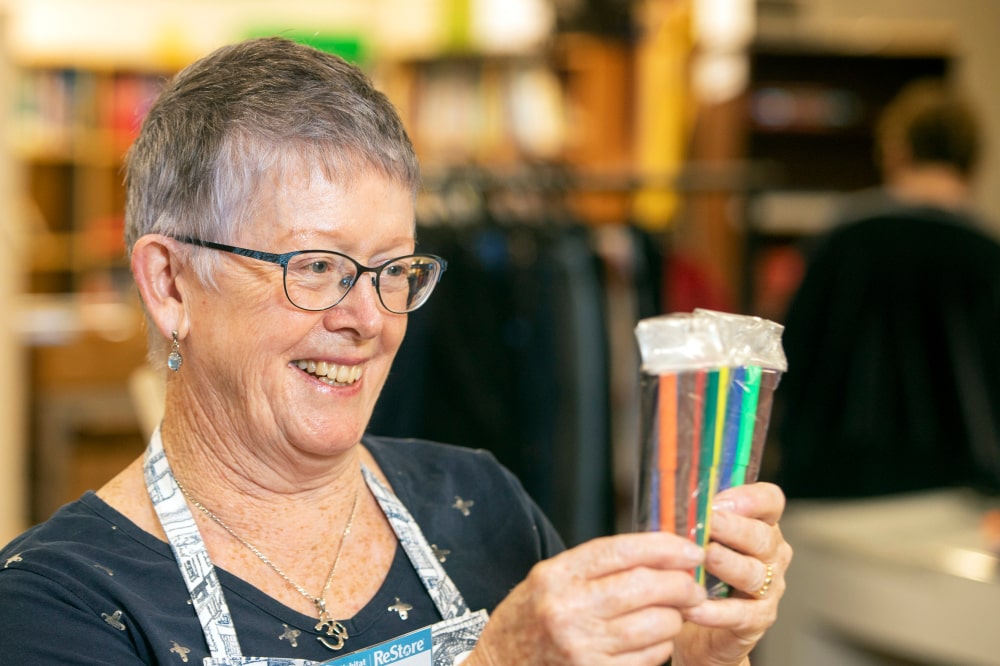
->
<box><xmin>326</xmin><ymin>274</ymin><xmax>385</xmax><ymax>334</ymax></box>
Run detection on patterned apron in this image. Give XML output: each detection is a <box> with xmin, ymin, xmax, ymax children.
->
<box><xmin>144</xmin><ymin>429</ymin><xmax>488</xmax><ymax>666</ymax></box>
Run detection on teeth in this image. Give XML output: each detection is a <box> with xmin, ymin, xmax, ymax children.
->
<box><xmin>295</xmin><ymin>360</ymin><xmax>362</xmax><ymax>386</ymax></box>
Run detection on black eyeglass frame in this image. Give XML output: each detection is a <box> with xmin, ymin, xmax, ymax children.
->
<box><xmin>173</xmin><ymin>235</ymin><xmax>447</xmax><ymax>314</ymax></box>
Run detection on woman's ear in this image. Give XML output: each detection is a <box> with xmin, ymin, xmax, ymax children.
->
<box><xmin>131</xmin><ymin>235</ymin><xmax>189</xmax><ymax>339</ymax></box>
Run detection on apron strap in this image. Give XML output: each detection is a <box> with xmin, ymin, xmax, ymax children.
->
<box><xmin>145</xmin><ymin>429</ymin><xmax>244</xmax><ymax>659</ymax></box>
<box><xmin>362</xmin><ymin>467</ymin><xmax>470</xmax><ymax>620</ymax></box>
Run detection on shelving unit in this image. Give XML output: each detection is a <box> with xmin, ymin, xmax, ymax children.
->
<box><xmin>16</xmin><ymin>66</ymin><xmax>165</xmax><ymax>296</ymax></box>
<box><xmin>0</xmin><ymin>14</ymin><xmax>29</xmax><ymax>545</ymax></box>
<box><xmin>740</xmin><ymin>35</ymin><xmax>952</xmax><ymax>319</ymax></box>
<box><xmin>377</xmin><ymin>32</ymin><xmax>633</xmax><ymax>197</ymax></box>
<box><xmin>15</xmin><ymin>64</ymin><xmax>167</xmax><ymax>521</ymax></box>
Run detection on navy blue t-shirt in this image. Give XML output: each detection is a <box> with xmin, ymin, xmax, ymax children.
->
<box><xmin>0</xmin><ymin>436</ymin><xmax>565</xmax><ymax>664</ymax></box>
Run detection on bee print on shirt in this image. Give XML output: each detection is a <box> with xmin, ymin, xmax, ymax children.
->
<box><xmin>388</xmin><ymin>598</ymin><xmax>413</xmax><ymax>620</ymax></box>
<box><xmin>279</xmin><ymin>624</ymin><xmax>301</xmax><ymax>647</ymax></box>
<box><xmin>170</xmin><ymin>641</ymin><xmax>191</xmax><ymax>662</ymax></box>
<box><xmin>102</xmin><ymin>610</ymin><xmax>126</xmax><ymax>630</ymax></box>
<box><xmin>452</xmin><ymin>497</ymin><xmax>474</xmax><ymax>516</ymax></box>
<box><xmin>431</xmin><ymin>544</ymin><xmax>451</xmax><ymax>563</ymax></box>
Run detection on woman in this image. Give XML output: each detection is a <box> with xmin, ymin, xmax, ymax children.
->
<box><xmin>0</xmin><ymin>37</ymin><xmax>791</xmax><ymax>665</ymax></box>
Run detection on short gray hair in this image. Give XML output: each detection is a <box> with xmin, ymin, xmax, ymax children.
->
<box><xmin>124</xmin><ymin>36</ymin><xmax>420</xmax><ymax>268</ymax></box>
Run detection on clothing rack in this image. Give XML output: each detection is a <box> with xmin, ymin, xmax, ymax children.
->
<box><xmin>417</xmin><ymin>161</ymin><xmax>779</xmax><ymax>196</ymax></box>
<box><xmin>370</xmin><ymin>199</ymin><xmax>666</xmax><ymax>545</ymax></box>
<box><xmin>371</xmin><ymin>162</ymin><xmax>781</xmax><ymax>545</ymax></box>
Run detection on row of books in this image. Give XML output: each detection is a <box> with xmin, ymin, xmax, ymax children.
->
<box><xmin>14</xmin><ymin>68</ymin><xmax>167</xmax><ymax>160</ymax></box>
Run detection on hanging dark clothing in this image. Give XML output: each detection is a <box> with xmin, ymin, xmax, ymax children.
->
<box><xmin>369</xmin><ymin>219</ymin><xmax>665</xmax><ymax>545</ymax></box>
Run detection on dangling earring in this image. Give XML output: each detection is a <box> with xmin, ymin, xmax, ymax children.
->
<box><xmin>167</xmin><ymin>330</ymin><xmax>183</xmax><ymax>372</ymax></box>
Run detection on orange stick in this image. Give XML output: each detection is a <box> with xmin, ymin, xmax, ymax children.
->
<box><xmin>657</xmin><ymin>373</ymin><xmax>678</xmax><ymax>533</ymax></box>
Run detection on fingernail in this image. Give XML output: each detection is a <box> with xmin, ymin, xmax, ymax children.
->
<box><xmin>684</xmin><ymin>541</ymin><xmax>704</xmax><ymax>562</ymax></box>
<box><xmin>712</xmin><ymin>498</ymin><xmax>735</xmax><ymax>512</ymax></box>
<box><xmin>685</xmin><ymin>603</ymin><xmax>709</xmax><ymax>622</ymax></box>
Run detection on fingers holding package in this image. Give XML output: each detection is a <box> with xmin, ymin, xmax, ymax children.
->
<box><xmin>682</xmin><ymin>481</ymin><xmax>792</xmax><ymax>630</ymax></box>
<box><xmin>470</xmin><ymin>532</ymin><xmax>708</xmax><ymax>666</ymax></box>
<box><xmin>467</xmin><ymin>483</ymin><xmax>792</xmax><ymax>666</ymax></box>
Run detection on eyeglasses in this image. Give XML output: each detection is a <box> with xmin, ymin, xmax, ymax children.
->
<box><xmin>175</xmin><ymin>236</ymin><xmax>447</xmax><ymax>314</ymax></box>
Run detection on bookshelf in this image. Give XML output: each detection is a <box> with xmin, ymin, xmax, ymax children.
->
<box><xmin>0</xmin><ymin>14</ymin><xmax>28</xmax><ymax>543</ymax></box>
<box><xmin>16</xmin><ymin>66</ymin><xmax>165</xmax><ymax>296</ymax></box>
<box><xmin>14</xmin><ymin>64</ymin><xmax>166</xmax><ymax>521</ymax></box>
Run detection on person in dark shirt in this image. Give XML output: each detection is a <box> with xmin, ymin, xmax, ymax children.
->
<box><xmin>0</xmin><ymin>36</ymin><xmax>791</xmax><ymax>665</ymax></box>
<box><xmin>776</xmin><ymin>79</ymin><xmax>1000</xmax><ymax>498</ymax></box>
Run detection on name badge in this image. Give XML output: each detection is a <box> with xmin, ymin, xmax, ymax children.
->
<box><xmin>320</xmin><ymin>610</ymin><xmax>488</xmax><ymax>666</ymax></box>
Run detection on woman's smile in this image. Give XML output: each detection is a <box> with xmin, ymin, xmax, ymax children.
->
<box><xmin>294</xmin><ymin>359</ymin><xmax>363</xmax><ymax>386</ymax></box>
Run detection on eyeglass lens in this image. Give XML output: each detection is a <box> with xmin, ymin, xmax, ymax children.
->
<box><xmin>284</xmin><ymin>253</ymin><xmax>442</xmax><ymax>313</ymax></box>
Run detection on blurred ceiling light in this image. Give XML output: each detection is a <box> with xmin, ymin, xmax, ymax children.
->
<box><xmin>693</xmin><ymin>51</ymin><xmax>749</xmax><ymax>105</ymax></box>
<box><xmin>472</xmin><ymin>0</ymin><xmax>555</xmax><ymax>54</ymax></box>
<box><xmin>692</xmin><ymin>0</ymin><xmax>755</xmax><ymax>104</ymax></box>
<box><xmin>694</xmin><ymin>0</ymin><xmax>755</xmax><ymax>51</ymax></box>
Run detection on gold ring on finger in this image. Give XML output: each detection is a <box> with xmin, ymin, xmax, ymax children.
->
<box><xmin>756</xmin><ymin>563</ymin><xmax>774</xmax><ymax>598</ymax></box>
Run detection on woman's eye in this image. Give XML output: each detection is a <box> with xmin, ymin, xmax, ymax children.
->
<box><xmin>308</xmin><ymin>261</ymin><xmax>331</xmax><ymax>274</ymax></box>
<box><xmin>383</xmin><ymin>264</ymin><xmax>405</xmax><ymax>278</ymax></box>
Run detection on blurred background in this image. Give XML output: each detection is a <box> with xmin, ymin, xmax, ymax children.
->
<box><xmin>0</xmin><ymin>1</ymin><xmax>998</xmax><ymax>664</ymax></box>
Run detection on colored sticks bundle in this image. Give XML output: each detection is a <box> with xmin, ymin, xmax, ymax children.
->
<box><xmin>634</xmin><ymin>310</ymin><xmax>786</xmax><ymax>596</ymax></box>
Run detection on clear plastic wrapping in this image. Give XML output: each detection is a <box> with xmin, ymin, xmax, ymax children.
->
<box><xmin>634</xmin><ymin>309</ymin><xmax>786</xmax><ymax>596</ymax></box>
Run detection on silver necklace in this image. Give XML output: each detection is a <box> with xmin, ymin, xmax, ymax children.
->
<box><xmin>175</xmin><ymin>476</ymin><xmax>361</xmax><ymax>651</ymax></box>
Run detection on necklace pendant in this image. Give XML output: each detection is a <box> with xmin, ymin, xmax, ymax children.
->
<box><xmin>315</xmin><ymin>618</ymin><xmax>348</xmax><ymax>651</ymax></box>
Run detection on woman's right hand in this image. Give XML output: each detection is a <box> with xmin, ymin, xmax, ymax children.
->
<box><xmin>466</xmin><ymin>532</ymin><xmax>707</xmax><ymax>665</ymax></box>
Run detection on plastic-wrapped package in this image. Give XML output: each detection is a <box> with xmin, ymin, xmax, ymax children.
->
<box><xmin>634</xmin><ymin>309</ymin><xmax>787</xmax><ymax>596</ymax></box>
